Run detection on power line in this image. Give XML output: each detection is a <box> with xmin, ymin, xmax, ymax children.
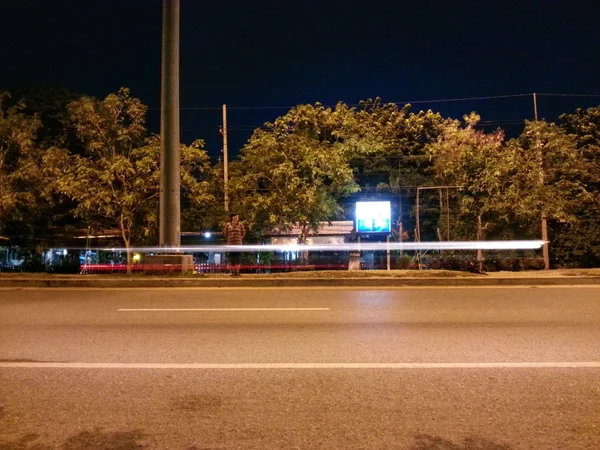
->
<box><xmin>143</xmin><ymin>92</ymin><xmax>600</xmax><ymax>112</ymax></box>
<box><xmin>182</xmin><ymin>93</ymin><xmax>532</xmax><ymax>110</ymax></box>
<box><xmin>537</xmin><ymin>93</ymin><xmax>600</xmax><ymax>98</ymax></box>
<box><xmin>385</xmin><ymin>93</ymin><xmax>533</xmax><ymax>105</ymax></box>
<box><xmin>478</xmin><ymin>119</ymin><xmax>529</xmax><ymax>124</ymax></box>
<box><xmin>148</xmin><ymin>93</ymin><xmax>600</xmax><ymax>111</ymax></box>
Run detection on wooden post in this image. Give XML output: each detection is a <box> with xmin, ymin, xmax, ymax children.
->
<box><xmin>533</xmin><ymin>93</ymin><xmax>550</xmax><ymax>269</ymax></box>
<box><xmin>416</xmin><ymin>187</ymin><xmax>421</xmax><ymax>269</ymax></box>
<box><xmin>222</xmin><ymin>104</ymin><xmax>229</xmax><ymax>212</ymax></box>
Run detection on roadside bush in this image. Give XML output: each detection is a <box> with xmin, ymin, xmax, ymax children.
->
<box><xmin>492</xmin><ymin>256</ymin><xmax>545</xmax><ymax>271</ymax></box>
<box><xmin>427</xmin><ymin>252</ymin><xmax>477</xmax><ymax>271</ymax></box>
<box><xmin>21</xmin><ymin>257</ymin><xmax>45</xmax><ymax>273</ymax></box>
<box><xmin>49</xmin><ymin>257</ymin><xmax>80</xmax><ymax>274</ymax></box>
<box><xmin>515</xmin><ymin>257</ymin><xmax>545</xmax><ymax>271</ymax></box>
<box><xmin>396</xmin><ymin>254</ymin><xmax>413</xmax><ymax>269</ymax></box>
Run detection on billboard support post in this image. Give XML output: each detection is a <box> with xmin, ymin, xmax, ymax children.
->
<box><xmin>355</xmin><ymin>201</ymin><xmax>392</xmax><ymax>272</ymax></box>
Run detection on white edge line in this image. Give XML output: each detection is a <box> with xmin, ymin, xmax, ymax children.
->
<box><xmin>2</xmin><ymin>285</ymin><xmax>599</xmax><ymax>291</ymax></box>
<box><xmin>117</xmin><ymin>308</ymin><xmax>330</xmax><ymax>311</ymax></box>
<box><xmin>1</xmin><ymin>362</ymin><xmax>600</xmax><ymax>369</ymax></box>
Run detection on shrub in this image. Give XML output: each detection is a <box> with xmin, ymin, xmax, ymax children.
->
<box><xmin>427</xmin><ymin>252</ymin><xmax>477</xmax><ymax>271</ymax></box>
<box><xmin>396</xmin><ymin>254</ymin><xmax>413</xmax><ymax>269</ymax></box>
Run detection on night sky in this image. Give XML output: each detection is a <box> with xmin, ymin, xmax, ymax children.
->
<box><xmin>2</xmin><ymin>0</ymin><xmax>599</xmax><ymax>159</ymax></box>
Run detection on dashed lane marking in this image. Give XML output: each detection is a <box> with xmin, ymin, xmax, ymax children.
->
<box><xmin>117</xmin><ymin>307</ymin><xmax>330</xmax><ymax>312</ymax></box>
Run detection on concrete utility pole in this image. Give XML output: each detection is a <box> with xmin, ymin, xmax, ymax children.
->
<box><xmin>533</xmin><ymin>93</ymin><xmax>550</xmax><ymax>270</ymax></box>
<box><xmin>222</xmin><ymin>104</ymin><xmax>229</xmax><ymax>212</ymax></box>
<box><xmin>159</xmin><ymin>0</ymin><xmax>181</xmax><ymax>247</ymax></box>
<box><xmin>147</xmin><ymin>0</ymin><xmax>193</xmax><ymax>272</ymax></box>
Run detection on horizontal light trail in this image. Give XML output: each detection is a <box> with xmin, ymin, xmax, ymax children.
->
<box><xmin>87</xmin><ymin>240</ymin><xmax>545</xmax><ymax>253</ymax></box>
<box><xmin>1</xmin><ymin>362</ymin><xmax>599</xmax><ymax>369</ymax></box>
<box><xmin>117</xmin><ymin>308</ymin><xmax>330</xmax><ymax>312</ymax></box>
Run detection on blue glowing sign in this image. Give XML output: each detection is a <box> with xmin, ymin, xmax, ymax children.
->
<box><xmin>356</xmin><ymin>201</ymin><xmax>391</xmax><ymax>233</ymax></box>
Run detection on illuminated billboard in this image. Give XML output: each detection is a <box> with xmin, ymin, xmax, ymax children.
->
<box><xmin>355</xmin><ymin>201</ymin><xmax>391</xmax><ymax>233</ymax></box>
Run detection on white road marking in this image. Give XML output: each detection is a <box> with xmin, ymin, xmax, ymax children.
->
<box><xmin>117</xmin><ymin>307</ymin><xmax>330</xmax><ymax>312</ymax></box>
<box><xmin>1</xmin><ymin>362</ymin><xmax>600</xmax><ymax>369</ymax></box>
<box><xmin>1</xmin><ymin>285</ymin><xmax>599</xmax><ymax>291</ymax></box>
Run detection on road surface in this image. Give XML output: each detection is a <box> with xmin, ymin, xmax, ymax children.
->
<box><xmin>1</xmin><ymin>286</ymin><xmax>599</xmax><ymax>449</ymax></box>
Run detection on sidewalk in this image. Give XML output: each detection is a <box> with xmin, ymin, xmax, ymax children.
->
<box><xmin>0</xmin><ymin>269</ymin><xmax>598</xmax><ymax>288</ymax></box>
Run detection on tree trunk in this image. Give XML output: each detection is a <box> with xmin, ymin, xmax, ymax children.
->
<box><xmin>438</xmin><ymin>189</ymin><xmax>444</xmax><ymax>241</ymax></box>
<box><xmin>298</xmin><ymin>222</ymin><xmax>310</xmax><ymax>266</ymax></box>
<box><xmin>476</xmin><ymin>212</ymin><xmax>484</xmax><ymax>272</ymax></box>
<box><xmin>125</xmin><ymin>239</ymin><xmax>133</xmax><ymax>275</ymax></box>
<box><xmin>541</xmin><ymin>213</ymin><xmax>550</xmax><ymax>270</ymax></box>
<box><xmin>120</xmin><ymin>212</ymin><xmax>133</xmax><ymax>275</ymax></box>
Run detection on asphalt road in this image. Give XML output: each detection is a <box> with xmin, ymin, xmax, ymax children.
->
<box><xmin>1</xmin><ymin>286</ymin><xmax>599</xmax><ymax>449</ymax></box>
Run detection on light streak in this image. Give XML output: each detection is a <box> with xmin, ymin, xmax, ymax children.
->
<box><xmin>82</xmin><ymin>240</ymin><xmax>545</xmax><ymax>253</ymax></box>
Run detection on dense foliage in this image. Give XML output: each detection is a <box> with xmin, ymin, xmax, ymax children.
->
<box><xmin>1</xmin><ymin>86</ymin><xmax>599</xmax><ymax>268</ymax></box>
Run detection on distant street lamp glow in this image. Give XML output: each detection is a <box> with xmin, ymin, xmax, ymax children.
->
<box><xmin>204</xmin><ymin>232</ymin><xmax>212</xmax><ymax>239</ymax></box>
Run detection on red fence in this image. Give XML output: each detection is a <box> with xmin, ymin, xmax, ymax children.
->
<box><xmin>79</xmin><ymin>263</ymin><xmax>348</xmax><ymax>274</ymax></box>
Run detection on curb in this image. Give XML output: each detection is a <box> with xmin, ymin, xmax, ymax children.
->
<box><xmin>1</xmin><ymin>277</ymin><xmax>599</xmax><ymax>288</ymax></box>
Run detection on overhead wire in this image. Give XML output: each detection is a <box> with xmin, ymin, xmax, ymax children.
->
<box><xmin>147</xmin><ymin>92</ymin><xmax>600</xmax><ymax>111</ymax></box>
<box><xmin>537</xmin><ymin>93</ymin><xmax>600</xmax><ymax>98</ymax></box>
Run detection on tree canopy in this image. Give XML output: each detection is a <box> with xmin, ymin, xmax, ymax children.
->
<box><xmin>230</xmin><ymin>103</ymin><xmax>360</xmax><ymax>243</ymax></box>
<box><xmin>0</xmin><ymin>92</ymin><xmax>55</xmax><ymax>244</ymax></box>
<box><xmin>1</xmin><ymin>84</ymin><xmax>599</xmax><ymax>269</ymax></box>
<box><xmin>552</xmin><ymin>107</ymin><xmax>600</xmax><ymax>266</ymax></box>
<box><xmin>47</xmin><ymin>89</ymin><xmax>215</xmax><ymax>270</ymax></box>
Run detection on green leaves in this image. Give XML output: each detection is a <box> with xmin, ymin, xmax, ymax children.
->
<box><xmin>425</xmin><ymin>113</ymin><xmax>515</xmax><ymax>242</ymax></box>
<box><xmin>348</xmin><ymin>103</ymin><xmax>444</xmax><ymax>189</ymax></box>
<box><xmin>229</xmin><ymin>101</ymin><xmax>447</xmax><ymax>241</ymax></box>
<box><xmin>425</xmin><ymin>112</ymin><xmax>594</xmax><ymax>250</ymax></box>
<box><xmin>507</xmin><ymin>120</ymin><xmax>587</xmax><ymax>222</ymax></box>
<box><xmin>0</xmin><ymin>92</ymin><xmax>48</xmax><ymax>241</ymax></box>
<box><xmin>2</xmin><ymin>84</ymin><xmax>600</xmax><ymax>268</ymax></box>
<box><xmin>56</xmin><ymin>89</ymin><xmax>216</xmax><ymax>256</ymax></box>
<box><xmin>230</xmin><ymin>104</ymin><xmax>360</xmax><ymax>241</ymax></box>
<box><xmin>552</xmin><ymin>106</ymin><xmax>600</xmax><ymax>266</ymax></box>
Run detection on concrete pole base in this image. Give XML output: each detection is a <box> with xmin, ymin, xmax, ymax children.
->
<box><xmin>144</xmin><ymin>254</ymin><xmax>194</xmax><ymax>273</ymax></box>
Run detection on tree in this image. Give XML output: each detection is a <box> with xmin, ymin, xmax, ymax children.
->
<box><xmin>0</xmin><ymin>92</ymin><xmax>52</xmax><ymax>245</ymax></box>
<box><xmin>51</xmin><ymin>88</ymin><xmax>214</xmax><ymax>272</ymax></box>
<box><xmin>11</xmin><ymin>85</ymin><xmax>85</xmax><ymax>244</ymax></box>
<box><xmin>10</xmin><ymin>84</ymin><xmax>81</xmax><ymax>151</ymax></box>
<box><xmin>506</xmin><ymin>120</ymin><xmax>586</xmax><ymax>222</ymax></box>
<box><xmin>230</xmin><ymin>103</ymin><xmax>360</xmax><ymax>243</ymax></box>
<box><xmin>340</xmin><ymin>100</ymin><xmax>444</xmax><ymax>244</ymax></box>
<box><xmin>507</xmin><ymin>120</ymin><xmax>589</xmax><ymax>267</ymax></box>
<box><xmin>426</xmin><ymin>113</ymin><xmax>512</xmax><ymax>270</ymax></box>
<box><xmin>349</xmin><ymin>99</ymin><xmax>444</xmax><ymax>190</ymax></box>
<box><xmin>554</xmin><ymin>106</ymin><xmax>600</xmax><ymax>266</ymax></box>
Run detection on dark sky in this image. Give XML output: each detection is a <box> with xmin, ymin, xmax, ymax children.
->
<box><xmin>2</xmin><ymin>0</ymin><xmax>599</xmax><ymax>159</ymax></box>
